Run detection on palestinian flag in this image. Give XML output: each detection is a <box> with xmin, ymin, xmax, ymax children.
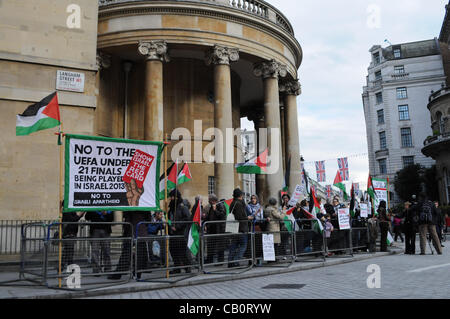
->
<box><xmin>367</xmin><ymin>175</ymin><xmax>378</xmax><ymax>216</ymax></box>
<box><xmin>349</xmin><ymin>183</ymin><xmax>356</xmax><ymax>218</ymax></box>
<box><xmin>333</xmin><ymin>170</ymin><xmax>348</xmax><ymax>201</ymax></box>
<box><xmin>16</xmin><ymin>92</ymin><xmax>61</xmax><ymax>136</ymax></box>
<box><xmin>387</xmin><ymin>231</ymin><xmax>394</xmax><ymax>246</ymax></box>
<box><xmin>158</xmin><ymin>162</ymin><xmax>178</xmax><ymax>200</ymax></box>
<box><xmin>309</xmin><ymin>187</ymin><xmax>324</xmax><ymax>234</ymax></box>
<box><xmin>177</xmin><ymin>163</ymin><xmax>192</xmax><ymax>186</ymax></box>
<box><xmin>187</xmin><ymin>201</ymin><xmax>201</xmax><ymax>256</ymax></box>
<box><xmin>284</xmin><ymin>207</ymin><xmax>296</xmax><ymax>232</ymax></box>
<box><xmin>223</xmin><ymin>198</ymin><xmax>234</xmax><ymax>217</ymax></box>
<box><xmin>236</xmin><ymin>149</ymin><xmax>268</xmax><ymax>174</ymax></box>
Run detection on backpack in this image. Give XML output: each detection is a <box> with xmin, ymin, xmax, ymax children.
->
<box><xmin>419</xmin><ymin>201</ymin><xmax>433</xmax><ymax>224</ymax></box>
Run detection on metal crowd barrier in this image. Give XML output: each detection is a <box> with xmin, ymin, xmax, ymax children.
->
<box><xmin>294</xmin><ymin>219</ymin><xmax>326</xmax><ymax>262</ymax></box>
<box><xmin>253</xmin><ymin>220</ymin><xmax>295</xmax><ymax>268</ymax></box>
<box><xmin>18</xmin><ymin>222</ymin><xmax>133</xmax><ymax>290</ymax></box>
<box><xmin>351</xmin><ymin>226</ymin><xmax>370</xmax><ymax>253</ymax></box>
<box><xmin>326</xmin><ymin>228</ymin><xmax>353</xmax><ymax>257</ymax></box>
<box><xmin>134</xmin><ymin>221</ymin><xmax>200</xmax><ymax>282</ymax></box>
<box><xmin>201</xmin><ymin>220</ymin><xmax>254</xmax><ymax>274</ymax></box>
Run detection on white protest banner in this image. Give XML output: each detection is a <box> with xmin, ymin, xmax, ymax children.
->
<box><xmin>360</xmin><ymin>203</ymin><xmax>369</xmax><ymax>218</ymax></box>
<box><xmin>372</xmin><ymin>178</ymin><xmax>388</xmax><ymax>211</ymax></box>
<box><xmin>64</xmin><ymin>134</ymin><xmax>163</xmax><ymax>212</ymax></box>
<box><xmin>288</xmin><ymin>184</ymin><xmax>304</xmax><ymax>207</ymax></box>
<box><xmin>338</xmin><ymin>208</ymin><xmax>351</xmax><ymax>230</ymax></box>
<box><xmin>262</xmin><ymin>234</ymin><xmax>276</xmax><ymax>261</ymax></box>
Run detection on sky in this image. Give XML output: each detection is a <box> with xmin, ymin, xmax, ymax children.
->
<box><xmin>243</xmin><ymin>0</ymin><xmax>448</xmax><ymax>192</ymax></box>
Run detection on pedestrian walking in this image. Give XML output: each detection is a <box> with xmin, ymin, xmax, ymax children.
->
<box><xmin>393</xmin><ymin>213</ymin><xmax>404</xmax><ymax>243</ymax></box>
<box><xmin>378</xmin><ymin>201</ymin><xmax>389</xmax><ymax>252</ymax></box>
<box><xmin>417</xmin><ymin>193</ymin><xmax>442</xmax><ymax>255</ymax></box>
<box><xmin>403</xmin><ymin>201</ymin><xmax>417</xmax><ymax>255</ymax></box>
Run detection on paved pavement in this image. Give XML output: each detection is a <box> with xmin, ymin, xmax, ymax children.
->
<box><xmin>1</xmin><ymin>237</ymin><xmax>448</xmax><ymax>299</ymax></box>
<box><xmin>88</xmin><ymin>240</ymin><xmax>450</xmax><ymax>299</ymax></box>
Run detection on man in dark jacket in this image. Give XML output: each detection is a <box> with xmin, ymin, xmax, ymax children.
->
<box><xmin>85</xmin><ymin>210</ymin><xmax>114</xmax><ymax>275</ymax></box>
<box><xmin>204</xmin><ymin>194</ymin><xmax>227</xmax><ymax>264</ymax></box>
<box><xmin>403</xmin><ymin>201</ymin><xmax>417</xmax><ymax>254</ymax></box>
<box><xmin>228</xmin><ymin>188</ymin><xmax>253</xmax><ymax>268</ymax></box>
<box><xmin>168</xmin><ymin>189</ymin><xmax>193</xmax><ymax>274</ymax></box>
<box><xmin>61</xmin><ymin>209</ymin><xmax>85</xmax><ymax>269</ymax></box>
<box><xmin>378</xmin><ymin>200</ymin><xmax>389</xmax><ymax>252</ymax></box>
<box><xmin>417</xmin><ymin>193</ymin><xmax>442</xmax><ymax>255</ymax></box>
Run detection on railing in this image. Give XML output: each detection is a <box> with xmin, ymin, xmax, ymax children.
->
<box><xmin>429</xmin><ymin>86</ymin><xmax>450</xmax><ymax>103</ymax></box>
<box><xmin>423</xmin><ymin>132</ymin><xmax>450</xmax><ymax>147</ymax></box>
<box><xmin>391</xmin><ymin>73</ymin><xmax>409</xmax><ymax>80</ymax></box>
<box><xmin>98</xmin><ymin>0</ymin><xmax>295</xmax><ymax>35</ymax></box>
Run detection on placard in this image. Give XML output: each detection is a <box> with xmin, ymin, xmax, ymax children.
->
<box><xmin>373</xmin><ymin>178</ymin><xmax>388</xmax><ymax>211</ymax></box>
<box><xmin>338</xmin><ymin>208</ymin><xmax>351</xmax><ymax>230</ymax></box>
<box><xmin>262</xmin><ymin>234</ymin><xmax>276</xmax><ymax>261</ymax></box>
<box><xmin>288</xmin><ymin>184</ymin><xmax>304</xmax><ymax>207</ymax></box>
<box><xmin>360</xmin><ymin>203</ymin><xmax>368</xmax><ymax>218</ymax></box>
<box><xmin>56</xmin><ymin>70</ymin><xmax>85</xmax><ymax>93</ymax></box>
<box><xmin>64</xmin><ymin>134</ymin><xmax>163</xmax><ymax>212</ymax></box>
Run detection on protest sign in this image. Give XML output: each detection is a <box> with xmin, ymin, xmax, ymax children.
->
<box><xmin>288</xmin><ymin>184</ymin><xmax>304</xmax><ymax>207</ymax></box>
<box><xmin>262</xmin><ymin>234</ymin><xmax>276</xmax><ymax>261</ymax></box>
<box><xmin>338</xmin><ymin>208</ymin><xmax>351</xmax><ymax>230</ymax></box>
<box><xmin>64</xmin><ymin>134</ymin><xmax>163</xmax><ymax>212</ymax></box>
<box><xmin>372</xmin><ymin>178</ymin><xmax>388</xmax><ymax>211</ymax></box>
<box><xmin>360</xmin><ymin>203</ymin><xmax>368</xmax><ymax>218</ymax></box>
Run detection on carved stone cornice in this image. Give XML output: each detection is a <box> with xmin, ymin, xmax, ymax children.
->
<box><xmin>279</xmin><ymin>80</ymin><xmax>301</xmax><ymax>96</ymax></box>
<box><xmin>253</xmin><ymin>60</ymin><xmax>287</xmax><ymax>79</ymax></box>
<box><xmin>138</xmin><ymin>40</ymin><xmax>170</xmax><ymax>62</ymax></box>
<box><xmin>205</xmin><ymin>45</ymin><xmax>239</xmax><ymax>66</ymax></box>
<box><xmin>96</xmin><ymin>52</ymin><xmax>112</xmax><ymax>71</ymax></box>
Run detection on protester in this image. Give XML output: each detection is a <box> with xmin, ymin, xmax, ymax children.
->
<box><xmin>324</xmin><ymin>213</ymin><xmax>334</xmax><ymax>256</ymax></box>
<box><xmin>403</xmin><ymin>201</ymin><xmax>417</xmax><ymax>255</ymax></box>
<box><xmin>332</xmin><ymin>196</ymin><xmax>347</xmax><ymax>253</ymax></box>
<box><xmin>293</xmin><ymin>199</ymin><xmax>313</xmax><ymax>254</ymax></box>
<box><xmin>61</xmin><ymin>207</ymin><xmax>85</xmax><ymax>269</ymax></box>
<box><xmin>378</xmin><ymin>201</ymin><xmax>389</xmax><ymax>252</ymax></box>
<box><xmin>280</xmin><ymin>194</ymin><xmax>291</xmax><ymax>212</ymax></box>
<box><xmin>85</xmin><ymin>210</ymin><xmax>114</xmax><ymax>275</ymax></box>
<box><xmin>167</xmin><ymin>189</ymin><xmax>193</xmax><ymax>274</ymax></box>
<box><xmin>367</xmin><ymin>214</ymin><xmax>378</xmax><ymax>253</ymax></box>
<box><xmin>265</xmin><ymin>198</ymin><xmax>286</xmax><ymax>258</ymax></box>
<box><xmin>417</xmin><ymin>193</ymin><xmax>442</xmax><ymax>255</ymax></box>
<box><xmin>393</xmin><ymin>212</ymin><xmax>404</xmax><ymax>243</ymax></box>
<box><xmin>147</xmin><ymin>211</ymin><xmax>166</xmax><ymax>266</ymax></box>
<box><xmin>108</xmin><ymin>210</ymin><xmax>150</xmax><ymax>280</ymax></box>
<box><xmin>204</xmin><ymin>194</ymin><xmax>227</xmax><ymax>264</ymax></box>
<box><xmin>246</xmin><ymin>195</ymin><xmax>267</xmax><ymax>231</ymax></box>
<box><xmin>228</xmin><ymin>188</ymin><xmax>253</xmax><ymax>268</ymax></box>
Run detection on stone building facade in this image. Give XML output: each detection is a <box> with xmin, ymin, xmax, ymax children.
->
<box><xmin>0</xmin><ymin>0</ymin><xmax>304</xmax><ymax>220</ymax></box>
<box><xmin>362</xmin><ymin>39</ymin><xmax>446</xmax><ymax>204</ymax></box>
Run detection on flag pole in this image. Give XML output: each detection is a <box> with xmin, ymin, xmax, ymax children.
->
<box><xmin>164</xmin><ymin>134</ymin><xmax>170</xmax><ymax>279</ymax></box>
<box><xmin>387</xmin><ymin>177</ymin><xmax>390</xmax><ymax>211</ymax></box>
<box><xmin>58</xmin><ymin>122</ymin><xmax>63</xmax><ymax>289</ymax></box>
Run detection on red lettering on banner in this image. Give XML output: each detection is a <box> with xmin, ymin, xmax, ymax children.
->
<box><xmin>122</xmin><ymin>149</ymin><xmax>154</xmax><ymax>188</ymax></box>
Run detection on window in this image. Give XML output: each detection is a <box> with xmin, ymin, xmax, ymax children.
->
<box><xmin>394</xmin><ymin>65</ymin><xmax>405</xmax><ymax>74</ymax></box>
<box><xmin>373</xmin><ymin>52</ymin><xmax>381</xmax><ymax>65</ymax></box>
<box><xmin>402</xmin><ymin>156</ymin><xmax>415</xmax><ymax>168</ymax></box>
<box><xmin>436</xmin><ymin>111</ymin><xmax>444</xmax><ymax>134</ymax></box>
<box><xmin>394</xmin><ymin>48</ymin><xmax>401</xmax><ymax>58</ymax></box>
<box><xmin>379</xmin><ymin>131</ymin><xmax>387</xmax><ymax>150</ymax></box>
<box><xmin>397</xmin><ymin>87</ymin><xmax>408</xmax><ymax>99</ymax></box>
<box><xmin>376</xmin><ymin>92</ymin><xmax>383</xmax><ymax>104</ymax></box>
<box><xmin>378</xmin><ymin>159</ymin><xmax>387</xmax><ymax>174</ymax></box>
<box><xmin>377</xmin><ymin>109</ymin><xmax>385</xmax><ymax>125</ymax></box>
<box><xmin>398</xmin><ymin>105</ymin><xmax>410</xmax><ymax>121</ymax></box>
<box><xmin>401</xmin><ymin>128</ymin><xmax>413</xmax><ymax>148</ymax></box>
<box><xmin>375</xmin><ymin>71</ymin><xmax>382</xmax><ymax>81</ymax></box>
<box><xmin>208</xmin><ymin>176</ymin><xmax>215</xmax><ymax>195</ymax></box>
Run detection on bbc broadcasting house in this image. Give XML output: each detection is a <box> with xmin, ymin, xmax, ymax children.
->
<box><xmin>0</xmin><ymin>0</ymin><xmax>304</xmax><ymax>242</ymax></box>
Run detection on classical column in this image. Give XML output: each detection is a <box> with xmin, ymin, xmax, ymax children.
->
<box><xmin>280</xmin><ymin>80</ymin><xmax>302</xmax><ymax>194</ymax></box>
<box><xmin>253</xmin><ymin>114</ymin><xmax>267</xmax><ymax>204</ymax></box>
<box><xmin>94</xmin><ymin>52</ymin><xmax>111</xmax><ymax>136</ymax></box>
<box><xmin>254</xmin><ymin>60</ymin><xmax>287</xmax><ymax>202</ymax></box>
<box><xmin>138</xmin><ymin>40</ymin><xmax>169</xmax><ymax>142</ymax></box>
<box><xmin>205</xmin><ymin>45</ymin><xmax>239</xmax><ymax>200</ymax></box>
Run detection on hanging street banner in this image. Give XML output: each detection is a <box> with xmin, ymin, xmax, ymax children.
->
<box><xmin>372</xmin><ymin>178</ymin><xmax>388</xmax><ymax>211</ymax></box>
<box><xmin>64</xmin><ymin>134</ymin><xmax>163</xmax><ymax>212</ymax></box>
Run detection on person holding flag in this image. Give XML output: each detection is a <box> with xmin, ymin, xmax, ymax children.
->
<box><xmin>203</xmin><ymin>194</ymin><xmax>227</xmax><ymax>265</ymax></box>
<box><xmin>333</xmin><ymin>170</ymin><xmax>348</xmax><ymax>201</ymax></box>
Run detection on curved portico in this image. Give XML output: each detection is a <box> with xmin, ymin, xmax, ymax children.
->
<box><xmin>96</xmin><ymin>0</ymin><xmax>303</xmax><ymax>202</ymax></box>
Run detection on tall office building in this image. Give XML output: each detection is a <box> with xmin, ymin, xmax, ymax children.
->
<box><xmin>362</xmin><ymin>39</ymin><xmax>446</xmax><ymax>203</ymax></box>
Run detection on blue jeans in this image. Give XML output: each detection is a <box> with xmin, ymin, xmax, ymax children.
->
<box><xmin>228</xmin><ymin>234</ymin><xmax>248</xmax><ymax>262</ymax></box>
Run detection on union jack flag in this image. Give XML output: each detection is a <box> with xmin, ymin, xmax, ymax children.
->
<box><xmin>337</xmin><ymin>157</ymin><xmax>349</xmax><ymax>181</ymax></box>
<box><xmin>326</xmin><ymin>185</ymin><xmax>332</xmax><ymax>198</ymax></box>
<box><xmin>315</xmin><ymin>161</ymin><xmax>326</xmax><ymax>182</ymax></box>
<box><xmin>352</xmin><ymin>183</ymin><xmax>360</xmax><ymax>197</ymax></box>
